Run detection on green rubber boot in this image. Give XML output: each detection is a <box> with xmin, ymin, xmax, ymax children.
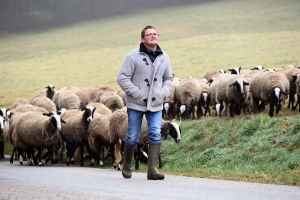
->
<box><xmin>122</xmin><ymin>145</ymin><xmax>134</xmax><ymax>178</ymax></box>
<box><xmin>147</xmin><ymin>143</ymin><xmax>165</xmax><ymax>180</ymax></box>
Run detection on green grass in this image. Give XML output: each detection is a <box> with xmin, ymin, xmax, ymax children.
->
<box><xmin>1</xmin><ymin>0</ymin><xmax>300</xmax><ymax>186</ymax></box>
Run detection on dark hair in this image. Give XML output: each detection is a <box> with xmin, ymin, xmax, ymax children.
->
<box><xmin>141</xmin><ymin>25</ymin><xmax>156</xmax><ymax>38</ymax></box>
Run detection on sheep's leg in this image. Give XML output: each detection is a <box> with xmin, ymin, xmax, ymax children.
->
<box><xmin>134</xmin><ymin>145</ymin><xmax>141</xmax><ymax>170</ymax></box>
<box><xmin>229</xmin><ymin>102</ymin><xmax>235</xmax><ymax>118</ymax></box>
<box><xmin>37</xmin><ymin>146</ymin><xmax>43</xmax><ymax>166</ymax></box>
<box><xmin>79</xmin><ymin>144</ymin><xmax>85</xmax><ymax>167</ymax></box>
<box><xmin>112</xmin><ymin>141</ymin><xmax>121</xmax><ymax>170</ymax></box>
<box><xmin>221</xmin><ymin>102</ymin><xmax>230</xmax><ymax>117</ymax></box>
<box><xmin>158</xmin><ymin>153</ymin><xmax>163</xmax><ymax>168</ymax></box>
<box><xmin>17</xmin><ymin>147</ymin><xmax>23</xmax><ymax>165</ymax></box>
<box><xmin>269</xmin><ymin>102</ymin><xmax>275</xmax><ymax>117</ymax></box>
<box><xmin>252</xmin><ymin>98</ymin><xmax>260</xmax><ymax>114</ymax></box>
<box><xmin>10</xmin><ymin>147</ymin><xmax>16</xmax><ymax>164</ymax></box>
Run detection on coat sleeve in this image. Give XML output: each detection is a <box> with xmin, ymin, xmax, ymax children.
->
<box><xmin>161</xmin><ymin>54</ymin><xmax>173</xmax><ymax>99</ymax></box>
<box><xmin>117</xmin><ymin>54</ymin><xmax>141</xmax><ymax>99</ymax></box>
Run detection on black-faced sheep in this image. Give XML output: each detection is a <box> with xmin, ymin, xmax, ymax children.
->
<box><xmin>249</xmin><ymin>71</ymin><xmax>289</xmax><ymax>117</ymax></box>
<box><xmin>11</xmin><ymin>112</ymin><xmax>65</xmax><ymax>165</ymax></box>
<box><xmin>29</xmin><ymin>85</ymin><xmax>56</xmax><ymax>104</ymax></box>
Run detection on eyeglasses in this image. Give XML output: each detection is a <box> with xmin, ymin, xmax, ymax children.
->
<box><xmin>144</xmin><ymin>33</ymin><xmax>159</xmax><ymax>37</ymax></box>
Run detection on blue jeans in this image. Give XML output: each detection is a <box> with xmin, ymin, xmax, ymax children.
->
<box><xmin>125</xmin><ymin>108</ymin><xmax>162</xmax><ymax>148</ymax></box>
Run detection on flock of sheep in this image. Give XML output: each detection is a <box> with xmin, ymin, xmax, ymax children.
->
<box><xmin>1</xmin><ymin>62</ymin><xmax>299</xmax><ymax>168</ymax></box>
<box><xmin>0</xmin><ymin>85</ymin><xmax>182</xmax><ymax>169</ymax></box>
<box><xmin>162</xmin><ymin>63</ymin><xmax>300</xmax><ymax>120</ymax></box>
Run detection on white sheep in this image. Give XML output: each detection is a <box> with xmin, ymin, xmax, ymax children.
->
<box><xmin>88</xmin><ymin>112</ymin><xmax>122</xmax><ymax>169</ymax></box>
<box><xmin>277</xmin><ymin>67</ymin><xmax>300</xmax><ymax>109</ymax></box>
<box><xmin>60</xmin><ymin>106</ymin><xmax>96</xmax><ymax>166</ymax></box>
<box><xmin>75</xmin><ymin>87</ymin><xmax>92</xmax><ymax>109</ymax></box>
<box><xmin>11</xmin><ymin>111</ymin><xmax>65</xmax><ymax>165</ymax></box>
<box><xmin>10</xmin><ymin>98</ymin><xmax>29</xmax><ymax>110</ymax></box>
<box><xmin>174</xmin><ymin>77</ymin><xmax>202</xmax><ymax>119</ymax></box>
<box><xmin>0</xmin><ymin>116</ymin><xmax>5</xmax><ymax>159</ymax></box>
<box><xmin>87</xmin><ymin>102</ymin><xmax>112</xmax><ymax>115</ymax></box>
<box><xmin>249</xmin><ymin>71</ymin><xmax>289</xmax><ymax>117</ymax></box>
<box><xmin>215</xmin><ymin>74</ymin><xmax>250</xmax><ymax>117</ymax></box>
<box><xmin>30</xmin><ymin>96</ymin><xmax>56</xmax><ymax>112</ymax></box>
<box><xmin>163</xmin><ymin>78</ymin><xmax>180</xmax><ymax>120</ymax></box>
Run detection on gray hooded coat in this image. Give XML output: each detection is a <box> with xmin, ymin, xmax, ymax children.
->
<box><xmin>117</xmin><ymin>43</ymin><xmax>173</xmax><ymax>112</ymax></box>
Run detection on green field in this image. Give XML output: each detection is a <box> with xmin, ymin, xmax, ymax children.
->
<box><xmin>1</xmin><ymin>0</ymin><xmax>300</xmax><ymax>185</ymax></box>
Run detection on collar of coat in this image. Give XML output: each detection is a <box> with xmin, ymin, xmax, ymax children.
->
<box><xmin>139</xmin><ymin>42</ymin><xmax>163</xmax><ymax>56</ymax></box>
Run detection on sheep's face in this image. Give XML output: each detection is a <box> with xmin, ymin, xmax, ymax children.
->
<box><xmin>169</xmin><ymin>122</ymin><xmax>181</xmax><ymax>143</ymax></box>
<box><xmin>0</xmin><ymin>116</ymin><xmax>4</xmax><ymax>131</ymax></box>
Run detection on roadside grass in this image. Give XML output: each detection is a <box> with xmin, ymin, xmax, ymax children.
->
<box><xmin>1</xmin><ymin>0</ymin><xmax>300</xmax><ymax>186</ymax></box>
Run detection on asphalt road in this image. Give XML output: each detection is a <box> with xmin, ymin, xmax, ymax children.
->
<box><xmin>1</xmin><ymin>156</ymin><xmax>300</xmax><ymax>200</ymax></box>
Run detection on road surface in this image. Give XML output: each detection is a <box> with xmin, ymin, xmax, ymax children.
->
<box><xmin>0</xmin><ymin>156</ymin><xmax>299</xmax><ymax>200</ymax></box>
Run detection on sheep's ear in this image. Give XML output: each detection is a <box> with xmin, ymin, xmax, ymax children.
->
<box><xmin>61</xmin><ymin>119</ymin><xmax>66</xmax><ymax>124</ymax></box>
<box><xmin>282</xmin><ymin>91</ymin><xmax>288</xmax><ymax>96</ymax></box>
<box><xmin>43</xmin><ymin>113</ymin><xmax>50</xmax><ymax>116</ymax></box>
<box><xmin>229</xmin><ymin>83</ymin><xmax>235</xmax><ymax>88</ymax></box>
<box><xmin>244</xmin><ymin>81</ymin><xmax>249</xmax><ymax>86</ymax></box>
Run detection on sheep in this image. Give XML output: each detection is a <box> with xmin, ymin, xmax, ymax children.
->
<box><xmin>75</xmin><ymin>87</ymin><xmax>92</xmax><ymax>109</ymax></box>
<box><xmin>11</xmin><ymin>104</ymin><xmax>48</xmax><ymax>113</ymax></box>
<box><xmin>29</xmin><ymin>84</ymin><xmax>56</xmax><ymax>104</ymax></box>
<box><xmin>197</xmin><ymin>80</ymin><xmax>211</xmax><ymax>117</ymax></box>
<box><xmin>30</xmin><ymin>96</ymin><xmax>56</xmax><ymax>112</ymax></box>
<box><xmin>10</xmin><ymin>98</ymin><xmax>29</xmax><ymax>110</ymax></box>
<box><xmin>88</xmin><ymin>112</ymin><xmax>122</xmax><ymax>169</ymax></box>
<box><xmin>200</xmin><ymin>70</ymin><xmax>226</xmax><ymax>81</ymax></box>
<box><xmin>249</xmin><ymin>71</ymin><xmax>289</xmax><ymax>117</ymax></box>
<box><xmin>98</xmin><ymin>91</ymin><xmax>124</xmax><ymax>112</ymax></box>
<box><xmin>163</xmin><ymin>78</ymin><xmax>180</xmax><ymax>120</ymax></box>
<box><xmin>60</xmin><ymin>106</ymin><xmax>96</xmax><ymax>166</ymax></box>
<box><xmin>116</xmin><ymin>88</ymin><xmax>126</xmax><ymax>106</ymax></box>
<box><xmin>89</xmin><ymin>85</ymin><xmax>115</xmax><ymax>103</ymax></box>
<box><xmin>87</xmin><ymin>102</ymin><xmax>112</xmax><ymax>115</ymax></box>
<box><xmin>55</xmin><ymin>91</ymin><xmax>81</xmax><ymax>110</ymax></box>
<box><xmin>0</xmin><ymin>116</ymin><xmax>5</xmax><ymax>159</ymax></box>
<box><xmin>11</xmin><ymin>111</ymin><xmax>65</xmax><ymax>165</ymax></box>
<box><xmin>228</xmin><ymin>66</ymin><xmax>241</xmax><ymax>75</ymax></box>
<box><xmin>215</xmin><ymin>74</ymin><xmax>250</xmax><ymax>117</ymax></box>
<box><xmin>277</xmin><ymin>67</ymin><xmax>300</xmax><ymax>109</ymax></box>
<box><xmin>292</xmin><ymin>73</ymin><xmax>300</xmax><ymax>112</ymax></box>
<box><xmin>88</xmin><ymin>85</ymin><xmax>124</xmax><ymax>112</ymax></box>
<box><xmin>174</xmin><ymin>77</ymin><xmax>202</xmax><ymax>119</ymax></box>
<box><xmin>208</xmin><ymin>76</ymin><xmax>225</xmax><ymax>116</ymax></box>
<box><xmin>52</xmin><ymin>86</ymin><xmax>81</xmax><ymax>109</ymax></box>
